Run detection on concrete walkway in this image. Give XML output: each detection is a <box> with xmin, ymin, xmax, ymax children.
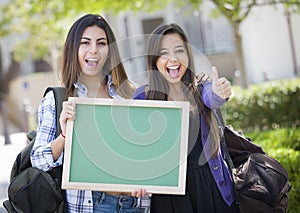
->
<box><xmin>0</xmin><ymin>116</ymin><xmax>27</xmax><ymax>213</ymax></box>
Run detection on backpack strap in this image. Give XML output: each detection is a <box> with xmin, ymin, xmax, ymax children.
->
<box><xmin>43</xmin><ymin>87</ymin><xmax>66</xmax><ymax>137</ymax></box>
<box><xmin>214</xmin><ymin>109</ymin><xmax>240</xmax><ymax>206</ymax></box>
<box><xmin>43</xmin><ymin>87</ymin><xmax>68</xmax><ymax>212</ymax></box>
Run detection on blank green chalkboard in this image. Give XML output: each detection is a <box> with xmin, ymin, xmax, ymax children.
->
<box><xmin>62</xmin><ymin>97</ymin><xmax>189</xmax><ymax>195</ymax></box>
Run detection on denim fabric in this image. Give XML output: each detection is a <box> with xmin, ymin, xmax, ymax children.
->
<box><xmin>92</xmin><ymin>192</ymin><xmax>148</xmax><ymax>213</ymax></box>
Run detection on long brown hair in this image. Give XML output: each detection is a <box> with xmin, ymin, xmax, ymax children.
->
<box><xmin>146</xmin><ymin>23</ymin><xmax>220</xmax><ymax>158</ymax></box>
<box><xmin>61</xmin><ymin>14</ymin><xmax>134</xmax><ymax>98</ymax></box>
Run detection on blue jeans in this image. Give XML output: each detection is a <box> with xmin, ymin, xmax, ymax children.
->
<box><xmin>92</xmin><ymin>192</ymin><xmax>149</xmax><ymax>213</ymax></box>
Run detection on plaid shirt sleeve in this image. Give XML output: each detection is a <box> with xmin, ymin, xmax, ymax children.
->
<box><xmin>31</xmin><ymin>83</ymin><xmax>151</xmax><ymax>212</ymax></box>
<box><xmin>30</xmin><ymin>90</ymin><xmax>63</xmax><ymax>171</ymax></box>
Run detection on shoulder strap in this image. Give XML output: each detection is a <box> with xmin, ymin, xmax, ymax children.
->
<box><xmin>42</xmin><ymin>87</ymin><xmax>67</xmax><ymax>211</ymax></box>
<box><xmin>214</xmin><ymin>109</ymin><xmax>240</xmax><ymax>206</ymax></box>
<box><xmin>43</xmin><ymin>87</ymin><xmax>66</xmax><ymax>137</ymax></box>
<box><xmin>214</xmin><ymin>109</ymin><xmax>233</xmax><ymax>167</ymax></box>
<box><xmin>215</xmin><ymin>108</ymin><xmax>225</xmax><ymax>128</ymax></box>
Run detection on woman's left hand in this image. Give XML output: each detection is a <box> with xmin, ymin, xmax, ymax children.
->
<box><xmin>212</xmin><ymin>66</ymin><xmax>232</xmax><ymax>99</ymax></box>
<box><xmin>131</xmin><ymin>188</ymin><xmax>151</xmax><ymax>197</ymax></box>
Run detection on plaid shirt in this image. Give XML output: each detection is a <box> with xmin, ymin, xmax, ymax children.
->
<box><xmin>31</xmin><ymin>75</ymin><xmax>150</xmax><ymax>212</ymax></box>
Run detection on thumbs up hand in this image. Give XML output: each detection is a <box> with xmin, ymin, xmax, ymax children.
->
<box><xmin>212</xmin><ymin>66</ymin><xmax>232</xmax><ymax>99</ymax></box>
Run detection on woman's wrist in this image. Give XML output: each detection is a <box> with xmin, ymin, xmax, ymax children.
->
<box><xmin>60</xmin><ymin>132</ymin><xmax>66</xmax><ymax>138</ymax></box>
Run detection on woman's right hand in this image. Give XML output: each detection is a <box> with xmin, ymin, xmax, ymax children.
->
<box><xmin>59</xmin><ymin>101</ymin><xmax>76</xmax><ymax>136</ymax></box>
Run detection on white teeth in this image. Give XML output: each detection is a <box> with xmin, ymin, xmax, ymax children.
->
<box><xmin>167</xmin><ymin>65</ymin><xmax>179</xmax><ymax>69</ymax></box>
<box><xmin>87</xmin><ymin>58</ymin><xmax>98</xmax><ymax>62</ymax></box>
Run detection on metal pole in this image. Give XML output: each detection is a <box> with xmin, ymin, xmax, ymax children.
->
<box><xmin>0</xmin><ymin>43</ymin><xmax>11</xmax><ymax>145</ymax></box>
<box><xmin>0</xmin><ymin>99</ymin><xmax>11</xmax><ymax>145</ymax></box>
<box><xmin>286</xmin><ymin>9</ymin><xmax>298</xmax><ymax>76</ymax></box>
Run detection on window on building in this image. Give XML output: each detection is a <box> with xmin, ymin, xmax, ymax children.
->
<box><xmin>185</xmin><ymin>16</ymin><xmax>234</xmax><ymax>54</ymax></box>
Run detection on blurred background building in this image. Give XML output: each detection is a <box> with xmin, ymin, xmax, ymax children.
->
<box><xmin>0</xmin><ymin>0</ymin><xmax>299</xmax><ymax>131</ymax></box>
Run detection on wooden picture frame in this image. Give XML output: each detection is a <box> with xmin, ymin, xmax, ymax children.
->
<box><xmin>62</xmin><ymin>97</ymin><xmax>190</xmax><ymax>195</ymax></box>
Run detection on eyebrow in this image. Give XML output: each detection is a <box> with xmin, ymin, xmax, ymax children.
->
<box><xmin>81</xmin><ymin>37</ymin><xmax>107</xmax><ymax>41</ymax></box>
<box><xmin>175</xmin><ymin>45</ymin><xmax>184</xmax><ymax>48</ymax></box>
<box><xmin>160</xmin><ymin>45</ymin><xmax>185</xmax><ymax>50</ymax></box>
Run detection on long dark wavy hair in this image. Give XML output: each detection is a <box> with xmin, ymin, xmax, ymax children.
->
<box><xmin>146</xmin><ymin>23</ymin><xmax>220</xmax><ymax>158</ymax></box>
<box><xmin>61</xmin><ymin>14</ymin><xmax>135</xmax><ymax>99</ymax></box>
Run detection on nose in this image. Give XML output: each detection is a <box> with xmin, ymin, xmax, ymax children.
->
<box><xmin>168</xmin><ymin>56</ymin><xmax>178</xmax><ymax>62</ymax></box>
<box><xmin>168</xmin><ymin>52</ymin><xmax>178</xmax><ymax>62</ymax></box>
<box><xmin>89</xmin><ymin>43</ymin><xmax>98</xmax><ymax>54</ymax></box>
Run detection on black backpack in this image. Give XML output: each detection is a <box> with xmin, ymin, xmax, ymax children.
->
<box><xmin>215</xmin><ymin>110</ymin><xmax>291</xmax><ymax>213</ymax></box>
<box><xmin>3</xmin><ymin>87</ymin><xmax>67</xmax><ymax>213</ymax></box>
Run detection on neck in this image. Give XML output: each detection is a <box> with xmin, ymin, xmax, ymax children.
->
<box><xmin>81</xmin><ymin>73</ymin><xmax>104</xmax><ymax>86</ymax></box>
<box><xmin>168</xmin><ymin>83</ymin><xmax>185</xmax><ymax>101</ymax></box>
<box><xmin>81</xmin><ymin>74</ymin><xmax>110</xmax><ymax>98</ymax></box>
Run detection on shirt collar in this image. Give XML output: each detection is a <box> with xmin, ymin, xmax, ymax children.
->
<box><xmin>73</xmin><ymin>74</ymin><xmax>123</xmax><ymax>99</ymax></box>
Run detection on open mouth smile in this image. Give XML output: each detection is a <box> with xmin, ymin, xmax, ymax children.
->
<box><xmin>167</xmin><ymin>65</ymin><xmax>181</xmax><ymax>78</ymax></box>
<box><xmin>85</xmin><ymin>58</ymin><xmax>99</xmax><ymax>66</ymax></box>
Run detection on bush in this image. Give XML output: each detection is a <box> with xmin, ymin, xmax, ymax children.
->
<box><xmin>248</xmin><ymin>128</ymin><xmax>300</xmax><ymax>151</ymax></box>
<box><xmin>224</xmin><ymin>78</ymin><xmax>300</xmax><ymax>132</ymax></box>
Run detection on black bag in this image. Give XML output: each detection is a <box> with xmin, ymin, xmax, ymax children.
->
<box><xmin>223</xmin><ymin>125</ymin><xmax>265</xmax><ymax>167</ymax></box>
<box><xmin>233</xmin><ymin>152</ymin><xmax>291</xmax><ymax>213</ymax></box>
<box><xmin>216</xmin><ymin>110</ymin><xmax>292</xmax><ymax>213</ymax></box>
<box><xmin>3</xmin><ymin>87</ymin><xmax>66</xmax><ymax>213</ymax></box>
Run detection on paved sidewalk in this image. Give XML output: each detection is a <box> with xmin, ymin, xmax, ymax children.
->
<box><xmin>0</xmin><ymin>117</ymin><xmax>27</xmax><ymax>213</ymax></box>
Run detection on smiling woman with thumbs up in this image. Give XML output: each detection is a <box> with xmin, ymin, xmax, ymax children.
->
<box><xmin>133</xmin><ymin>24</ymin><xmax>239</xmax><ymax>213</ymax></box>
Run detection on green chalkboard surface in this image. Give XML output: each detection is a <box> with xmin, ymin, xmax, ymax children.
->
<box><xmin>62</xmin><ymin>97</ymin><xmax>189</xmax><ymax>194</ymax></box>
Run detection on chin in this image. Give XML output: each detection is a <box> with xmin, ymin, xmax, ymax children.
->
<box><xmin>166</xmin><ymin>78</ymin><xmax>182</xmax><ymax>84</ymax></box>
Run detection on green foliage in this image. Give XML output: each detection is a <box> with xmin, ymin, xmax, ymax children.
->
<box><xmin>248</xmin><ymin>128</ymin><xmax>300</xmax><ymax>151</ymax></box>
<box><xmin>0</xmin><ymin>0</ymin><xmax>70</xmax><ymax>61</ymax></box>
<box><xmin>188</xmin><ymin>0</ymin><xmax>300</xmax><ymax>24</ymax></box>
<box><xmin>1</xmin><ymin>0</ymin><xmax>300</xmax><ymax>65</ymax></box>
<box><xmin>224</xmin><ymin>78</ymin><xmax>300</xmax><ymax>132</ymax></box>
<box><xmin>0</xmin><ymin>0</ymin><xmax>167</xmax><ymax>63</ymax></box>
<box><xmin>247</xmin><ymin>128</ymin><xmax>300</xmax><ymax>213</ymax></box>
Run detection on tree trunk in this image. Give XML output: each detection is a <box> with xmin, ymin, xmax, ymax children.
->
<box><xmin>233</xmin><ymin>22</ymin><xmax>249</xmax><ymax>89</ymax></box>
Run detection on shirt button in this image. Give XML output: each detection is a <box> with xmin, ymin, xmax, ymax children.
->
<box><xmin>212</xmin><ymin>164</ymin><xmax>219</xmax><ymax>170</ymax></box>
<box><xmin>88</xmin><ymin>200</ymin><xmax>91</xmax><ymax>203</ymax></box>
<box><xmin>219</xmin><ymin>180</ymin><xmax>226</xmax><ymax>186</ymax></box>
<box><xmin>225</xmin><ymin>195</ymin><xmax>233</xmax><ymax>201</ymax></box>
